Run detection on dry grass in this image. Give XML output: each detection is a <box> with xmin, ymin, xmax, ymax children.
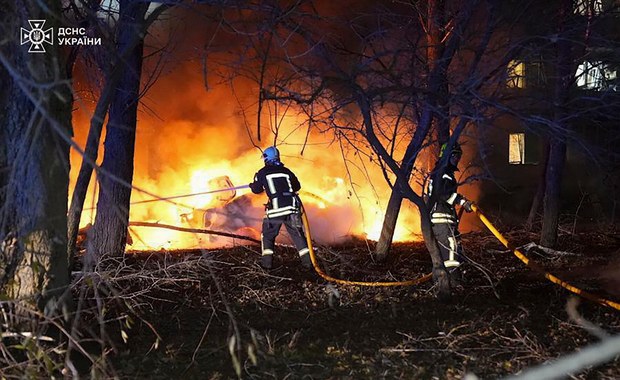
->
<box><xmin>1</xmin><ymin>225</ymin><xmax>619</xmax><ymax>378</ymax></box>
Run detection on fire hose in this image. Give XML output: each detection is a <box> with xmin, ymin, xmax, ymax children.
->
<box><xmin>300</xmin><ymin>200</ymin><xmax>620</xmax><ymax>311</ymax></box>
<box><xmin>128</xmin><ymin>184</ymin><xmax>431</xmax><ymax>287</ymax></box>
<box><xmin>299</xmin><ymin>200</ymin><xmax>433</xmax><ymax>287</ymax></box>
<box><xmin>123</xmin><ymin>181</ymin><xmax>620</xmax><ymax>309</ymax></box>
<box><xmin>470</xmin><ymin>204</ymin><xmax>620</xmax><ymax>311</ymax></box>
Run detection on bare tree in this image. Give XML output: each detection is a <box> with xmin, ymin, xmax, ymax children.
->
<box><xmin>245</xmin><ymin>0</ymin><xmax>514</xmax><ymax>297</ymax></box>
<box><xmin>495</xmin><ymin>0</ymin><xmax>620</xmax><ymax>246</ymax></box>
<box><xmin>540</xmin><ymin>0</ymin><xmax>597</xmax><ymax>247</ymax></box>
<box><xmin>537</xmin><ymin>0</ymin><xmax>574</xmax><ymax>247</ymax></box>
<box><xmin>375</xmin><ymin>0</ymin><xmax>465</xmax><ymax>260</ymax></box>
<box><xmin>67</xmin><ymin>1</ymin><xmax>170</xmax><ymax>261</ymax></box>
<box><xmin>0</xmin><ymin>0</ymin><xmax>73</xmax><ymax>313</ymax></box>
<box><xmin>85</xmin><ymin>0</ymin><xmax>155</xmax><ymax>261</ymax></box>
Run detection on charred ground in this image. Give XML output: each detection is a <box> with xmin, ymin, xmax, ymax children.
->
<box><xmin>73</xmin><ymin>226</ymin><xmax>620</xmax><ymax>379</ymax></box>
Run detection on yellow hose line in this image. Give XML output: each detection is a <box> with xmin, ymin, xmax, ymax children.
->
<box><xmin>300</xmin><ymin>204</ymin><xmax>432</xmax><ymax>287</ymax></box>
<box><xmin>472</xmin><ymin>204</ymin><xmax>620</xmax><ymax>311</ymax></box>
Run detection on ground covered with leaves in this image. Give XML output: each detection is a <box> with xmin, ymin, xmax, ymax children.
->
<box><xmin>69</xmin><ymin>226</ymin><xmax>620</xmax><ymax>379</ymax></box>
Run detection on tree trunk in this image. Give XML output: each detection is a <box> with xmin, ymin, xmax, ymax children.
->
<box><xmin>374</xmin><ymin>193</ymin><xmax>404</xmax><ymax>259</ymax></box>
<box><xmin>0</xmin><ymin>1</ymin><xmax>73</xmax><ymax>313</ymax></box>
<box><xmin>374</xmin><ymin>106</ymin><xmax>433</xmax><ymax>260</ymax></box>
<box><xmin>374</xmin><ymin>0</ymin><xmax>451</xmax><ymax>260</ymax></box>
<box><xmin>67</xmin><ymin>4</ymin><xmax>168</xmax><ymax>261</ymax></box>
<box><xmin>540</xmin><ymin>0</ymin><xmax>572</xmax><ymax>248</ymax></box>
<box><xmin>88</xmin><ymin>1</ymin><xmax>148</xmax><ymax>260</ymax></box>
<box><xmin>67</xmin><ymin>41</ymin><xmax>145</xmax><ymax>261</ymax></box>
<box><xmin>428</xmin><ymin>0</ymin><xmax>451</xmax><ymax>145</ymax></box>
<box><xmin>66</xmin><ymin>82</ymin><xmax>113</xmax><ymax>261</ymax></box>
<box><xmin>357</xmin><ymin>92</ymin><xmax>451</xmax><ymax>296</ymax></box>
<box><xmin>0</xmin><ymin>69</ymin><xmax>7</xmax><ymax>198</ymax></box>
<box><xmin>540</xmin><ymin>138</ymin><xmax>566</xmax><ymax>247</ymax></box>
<box><xmin>526</xmin><ymin>139</ymin><xmax>550</xmax><ymax>229</ymax></box>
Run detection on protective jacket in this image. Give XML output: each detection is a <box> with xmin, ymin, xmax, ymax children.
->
<box><xmin>249</xmin><ymin>162</ymin><xmax>311</xmax><ymax>269</ymax></box>
<box><xmin>250</xmin><ymin>163</ymin><xmax>301</xmax><ymax>218</ymax></box>
<box><xmin>427</xmin><ymin>163</ymin><xmax>467</xmax><ymax>225</ymax></box>
<box><xmin>427</xmin><ymin>161</ymin><xmax>469</xmax><ymax>269</ymax></box>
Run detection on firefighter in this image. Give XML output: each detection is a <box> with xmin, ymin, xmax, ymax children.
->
<box><xmin>249</xmin><ymin>146</ymin><xmax>312</xmax><ymax>270</ymax></box>
<box><xmin>427</xmin><ymin>142</ymin><xmax>473</xmax><ymax>283</ymax></box>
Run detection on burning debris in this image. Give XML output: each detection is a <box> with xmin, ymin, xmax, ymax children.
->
<box><xmin>170</xmin><ymin>175</ymin><xmax>262</xmax><ymax>243</ymax></box>
<box><xmin>184</xmin><ymin>193</ymin><xmax>262</xmax><ymax>243</ymax></box>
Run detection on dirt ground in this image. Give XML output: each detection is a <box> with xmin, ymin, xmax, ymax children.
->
<box><xmin>85</xmin><ymin>227</ymin><xmax>620</xmax><ymax>379</ymax></box>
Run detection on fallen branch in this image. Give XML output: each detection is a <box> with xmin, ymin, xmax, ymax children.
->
<box><xmin>486</xmin><ymin>243</ymin><xmax>578</xmax><ymax>258</ymax></box>
<box><xmin>485</xmin><ymin>249</ymin><xmax>511</xmax><ymax>254</ymax></box>
<box><xmin>128</xmin><ymin>221</ymin><xmax>261</xmax><ymax>244</ymax></box>
<box><xmin>521</xmin><ymin>242</ymin><xmax>580</xmax><ymax>257</ymax></box>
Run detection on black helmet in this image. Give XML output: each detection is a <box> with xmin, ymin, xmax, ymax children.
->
<box><xmin>439</xmin><ymin>142</ymin><xmax>462</xmax><ymax>158</ymax></box>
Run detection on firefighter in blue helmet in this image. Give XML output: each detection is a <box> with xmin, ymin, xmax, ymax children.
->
<box><xmin>249</xmin><ymin>146</ymin><xmax>312</xmax><ymax>270</ymax></box>
<box><xmin>427</xmin><ymin>142</ymin><xmax>473</xmax><ymax>283</ymax></box>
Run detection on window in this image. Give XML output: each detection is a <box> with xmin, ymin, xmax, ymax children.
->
<box><xmin>576</xmin><ymin>61</ymin><xmax>617</xmax><ymax>90</ymax></box>
<box><xmin>509</xmin><ymin>133</ymin><xmax>526</xmax><ymax>164</ymax></box>
<box><xmin>574</xmin><ymin>0</ymin><xmax>603</xmax><ymax>16</ymax></box>
<box><xmin>528</xmin><ymin>61</ymin><xmax>547</xmax><ymax>87</ymax></box>
<box><xmin>506</xmin><ymin>60</ymin><xmax>546</xmax><ymax>89</ymax></box>
<box><xmin>507</xmin><ymin>60</ymin><xmax>525</xmax><ymax>88</ymax></box>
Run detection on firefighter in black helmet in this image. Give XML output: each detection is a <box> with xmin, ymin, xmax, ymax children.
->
<box><xmin>249</xmin><ymin>146</ymin><xmax>312</xmax><ymax>270</ymax></box>
<box><xmin>427</xmin><ymin>142</ymin><xmax>473</xmax><ymax>283</ymax></box>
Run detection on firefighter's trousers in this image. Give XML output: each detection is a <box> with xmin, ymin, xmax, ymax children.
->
<box><xmin>261</xmin><ymin>212</ymin><xmax>310</xmax><ymax>264</ymax></box>
<box><xmin>431</xmin><ymin>221</ymin><xmax>462</xmax><ymax>268</ymax></box>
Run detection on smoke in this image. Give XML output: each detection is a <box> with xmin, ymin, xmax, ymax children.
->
<box><xmin>70</xmin><ymin>59</ymin><xmax>372</xmax><ymax>249</ymax></box>
<box><xmin>68</xmin><ymin>6</ymin><xmax>480</xmax><ymax>250</ymax></box>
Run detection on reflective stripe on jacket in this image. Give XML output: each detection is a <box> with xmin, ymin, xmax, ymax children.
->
<box><xmin>250</xmin><ymin>163</ymin><xmax>301</xmax><ymax>217</ymax></box>
<box><xmin>427</xmin><ymin>164</ymin><xmax>465</xmax><ymax>225</ymax></box>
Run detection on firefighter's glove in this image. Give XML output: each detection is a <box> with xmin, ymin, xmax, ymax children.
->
<box><xmin>462</xmin><ymin>200</ymin><xmax>474</xmax><ymax>213</ymax></box>
<box><xmin>290</xmin><ymin>212</ymin><xmax>303</xmax><ymax>229</ymax></box>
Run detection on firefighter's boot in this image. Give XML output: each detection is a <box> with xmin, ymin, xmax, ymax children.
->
<box><xmin>300</xmin><ymin>252</ymin><xmax>312</xmax><ymax>269</ymax></box>
<box><xmin>260</xmin><ymin>255</ymin><xmax>273</xmax><ymax>270</ymax></box>
<box><xmin>449</xmin><ymin>267</ymin><xmax>463</xmax><ymax>288</ymax></box>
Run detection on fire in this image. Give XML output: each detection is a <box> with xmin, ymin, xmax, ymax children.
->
<box><xmin>187</xmin><ymin>169</ymin><xmax>215</xmax><ymax>207</ymax></box>
<box><xmin>69</xmin><ymin>62</ymin><xmax>481</xmax><ymax>251</ymax></box>
<box><xmin>365</xmin><ymin>215</ymin><xmax>384</xmax><ymax>241</ymax></box>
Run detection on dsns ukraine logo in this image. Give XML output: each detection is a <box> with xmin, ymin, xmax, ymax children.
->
<box><xmin>21</xmin><ymin>20</ymin><xmax>53</xmax><ymax>53</ymax></box>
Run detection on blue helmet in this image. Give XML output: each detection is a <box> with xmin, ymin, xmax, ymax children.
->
<box><xmin>262</xmin><ymin>146</ymin><xmax>280</xmax><ymax>164</ymax></box>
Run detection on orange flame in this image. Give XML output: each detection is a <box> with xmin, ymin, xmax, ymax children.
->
<box><xmin>69</xmin><ymin>64</ymin><xmax>477</xmax><ymax>251</ymax></box>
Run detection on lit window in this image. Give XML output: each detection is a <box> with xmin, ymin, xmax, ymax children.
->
<box><xmin>574</xmin><ymin>0</ymin><xmax>603</xmax><ymax>16</ymax></box>
<box><xmin>507</xmin><ymin>60</ymin><xmax>525</xmax><ymax>88</ymax></box>
<box><xmin>576</xmin><ymin>61</ymin><xmax>617</xmax><ymax>90</ymax></box>
<box><xmin>509</xmin><ymin>133</ymin><xmax>525</xmax><ymax>164</ymax></box>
